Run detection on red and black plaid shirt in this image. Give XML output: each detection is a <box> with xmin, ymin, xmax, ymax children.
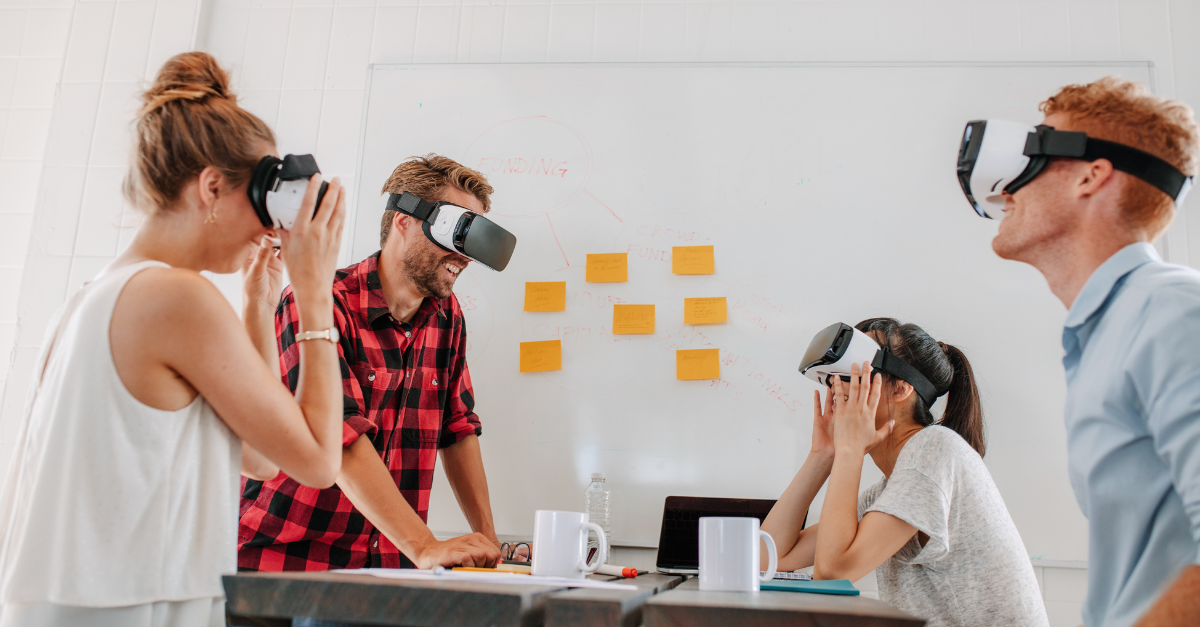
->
<box><xmin>237</xmin><ymin>252</ymin><xmax>482</xmax><ymax>571</ymax></box>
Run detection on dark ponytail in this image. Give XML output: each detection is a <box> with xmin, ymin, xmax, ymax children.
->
<box><xmin>854</xmin><ymin>318</ymin><xmax>987</xmax><ymax>457</ymax></box>
<box><xmin>936</xmin><ymin>342</ymin><xmax>985</xmax><ymax>456</ymax></box>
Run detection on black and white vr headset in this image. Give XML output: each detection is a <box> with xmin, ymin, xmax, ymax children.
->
<box><xmin>799</xmin><ymin>323</ymin><xmax>941</xmax><ymax>408</ymax></box>
<box><xmin>957</xmin><ymin>120</ymin><xmax>1194</xmax><ymax>219</ymax></box>
<box><xmin>384</xmin><ymin>192</ymin><xmax>517</xmax><ymax>272</ymax></box>
<box><xmin>247</xmin><ymin>154</ymin><xmax>328</xmax><ymax>230</ymax></box>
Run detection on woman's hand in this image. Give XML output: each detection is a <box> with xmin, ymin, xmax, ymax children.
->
<box><xmin>810</xmin><ymin>388</ymin><xmax>835</xmax><ymax>456</ymax></box>
<box><xmin>277</xmin><ymin>175</ymin><xmax>346</xmax><ymax>325</ymax></box>
<box><xmin>830</xmin><ymin>362</ymin><xmax>892</xmax><ymax>458</ymax></box>
<box><xmin>242</xmin><ymin>236</ymin><xmax>284</xmax><ymax>314</ymax></box>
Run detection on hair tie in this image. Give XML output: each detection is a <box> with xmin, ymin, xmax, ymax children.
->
<box><xmin>139</xmin><ymin>86</ymin><xmax>224</xmax><ymax>116</ymax></box>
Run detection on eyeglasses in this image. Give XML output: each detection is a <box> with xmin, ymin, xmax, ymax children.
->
<box><xmin>499</xmin><ymin>542</ymin><xmax>531</xmax><ymax>563</ymax></box>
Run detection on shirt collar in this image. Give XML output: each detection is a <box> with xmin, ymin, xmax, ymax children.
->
<box><xmin>354</xmin><ymin>251</ymin><xmax>445</xmax><ymax>328</ymax></box>
<box><xmin>1064</xmin><ymin>242</ymin><xmax>1160</xmax><ymax>329</ymax></box>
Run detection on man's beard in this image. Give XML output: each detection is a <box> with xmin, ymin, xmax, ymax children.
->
<box><xmin>402</xmin><ymin>239</ymin><xmax>457</xmax><ymax>299</ymax></box>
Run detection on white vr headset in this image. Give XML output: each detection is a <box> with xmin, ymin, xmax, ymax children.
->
<box><xmin>248</xmin><ymin>154</ymin><xmax>329</xmax><ymax>230</ymax></box>
<box><xmin>957</xmin><ymin>120</ymin><xmax>1194</xmax><ymax>220</ymax></box>
<box><xmin>384</xmin><ymin>192</ymin><xmax>518</xmax><ymax>272</ymax></box>
<box><xmin>799</xmin><ymin>323</ymin><xmax>941</xmax><ymax>408</ymax></box>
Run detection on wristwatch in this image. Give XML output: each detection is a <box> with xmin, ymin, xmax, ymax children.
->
<box><xmin>295</xmin><ymin>327</ymin><xmax>340</xmax><ymax>344</ymax></box>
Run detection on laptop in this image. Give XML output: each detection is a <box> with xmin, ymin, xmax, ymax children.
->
<box><xmin>655</xmin><ymin>496</ymin><xmax>800</xmax><ymax>575</ymax></box>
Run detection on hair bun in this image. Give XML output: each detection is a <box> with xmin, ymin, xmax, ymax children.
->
<box><xmin>139</xmin><ymin>51</ymin><xmax>234</xmax><ymax>116</ymax></box>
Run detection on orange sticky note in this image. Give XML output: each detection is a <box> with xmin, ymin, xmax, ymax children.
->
<box><xmin>612</xmin><ymin>304</ymin><xmax>655</xmax><ymax>334</ymax></box>
<box><xmin>586</xmin><ymin>253</ymin><xmax>628</xmax><ymax>282</ymax></box>
<box><xmin>520</xmin><ymin>340</ymin><xmax>562</xmax><ymax>373</ymax></box>
<box><xmin>672</xmin><ymin>246</ymin><xmax>715</xmax><ymax>275</ymax></box>
<box><xmin>677</xmin><ymin>349</ymin><xmax>720</xmax><ymax>380</ymax></box>
<box><xmin>684</xmin><ymin>297</ymin><xmax>727</xmax><ymax>324</ymax></box>
<box><xmin>524</xmin><ymin>282</ymin><xmax>566</xmax><ymax>311</ymax></box>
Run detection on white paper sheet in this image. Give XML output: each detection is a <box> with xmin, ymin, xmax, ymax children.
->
<box><xmin>329</xmin><ymin>568</ymin><xmax>636</xmax><ymax>591</ymax></box>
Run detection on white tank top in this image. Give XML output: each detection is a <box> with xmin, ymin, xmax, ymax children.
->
<box><xmin>0</xmin><ymin>261</ymin><xmax>240</xmax><ymax>606</ymax></box>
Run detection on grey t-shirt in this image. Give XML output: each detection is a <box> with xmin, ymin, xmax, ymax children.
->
<box><xmin>858</xmin><ymin>426</ymin><xmax>1048</xmax><ymax>627</ymax></box>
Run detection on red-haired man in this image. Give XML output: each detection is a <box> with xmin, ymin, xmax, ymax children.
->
<box><xmin>982</xmin><ymin>77</ymin><xmax>1200</xmax><ymax>627</ymax></box>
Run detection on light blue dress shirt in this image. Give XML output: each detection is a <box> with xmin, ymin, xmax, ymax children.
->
<box><xmin>1063</xmin><ymin>242</ymin><xmax>1200</xmax><ymax>627</ymax></box>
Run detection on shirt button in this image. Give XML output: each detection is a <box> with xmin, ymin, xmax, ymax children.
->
<box><xmin>368</xmin><ymin>373</ymin><xmax>375</xmax><ymax>381</ymax></box>
<box><xmin>373</xmin><ymin>540</ymin><xmax>378</xmax><ymax>548</ymax></box>
<box><xmin>405</xmin><ymin>331</ymin><xmax>411</xmax><ymax>338</ymax></box>
<box><xmin>433</xmin><ymin>379</ymin><xmax>439</xmax><ymax>385</ymax></box>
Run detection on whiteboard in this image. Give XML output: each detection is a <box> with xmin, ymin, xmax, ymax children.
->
<box><xmin>351</xmin><ymin>62</ymin><xmax>1153</xmax><ymax>561</ymax></box>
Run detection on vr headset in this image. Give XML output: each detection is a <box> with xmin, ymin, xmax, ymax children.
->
<box><xmin>957</xmin><ymin>120</ymin><xmax>1194</xmax><ymax>220</ymax></box>
<box><xmin>247</xmin><ymin>154</ymin><xmax>328</xmax><ymax>230</ymax></box>
<box><xmin>799</xmin><ymin>323</ymin><xmax>941</xmax><ymax>408</ymax></box>
<box><xmin>384</xmin><ymin>192</ymin><xmax>517</xmax><ymax>272</ymax></box>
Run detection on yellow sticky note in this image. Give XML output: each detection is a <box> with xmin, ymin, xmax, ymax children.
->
<box><xmin>684</xmin><ymin>297</ymin><xmax>727</xmax><ymax>325</ymax></box>
<box><xmin>586</xmin><ymin>253</ymin><xmax>628</xmax><ymax>282</ymax></box>
<box><xmin>672</xmin><ymin>246</ymin><xmax>715</xmax><ymax>275</ymax></box>
<box><xmin>524</xmin><ymin>282</ymin><xmax>567</xmax><ymax>312</ymax></box>
<box><xmin>612</xmin><ymin>304</ymin><xmax>655</xmax><ymax>334</ymax></box>
<box><xmin>677</xmin><ymin>349</ymin><xmax>720</xmax><ymax>380</ymax></box>
<box><xmin>520</xmin><ymin>340</ymin><xmax>562</xmax><ymax>373</ymax></box>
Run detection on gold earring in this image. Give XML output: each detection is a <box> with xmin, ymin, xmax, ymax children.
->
<box><xmin>205</xmin><ymin>209</ymin><xmax>217</xmax><ymax>224</ymax></box>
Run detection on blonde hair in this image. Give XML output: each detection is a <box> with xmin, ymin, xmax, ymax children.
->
<box><xmin>123</xmin><ymin>52</ymin><xmax>275</xmax><ymax>212</ymax></box>
<box><xmin>379</xmin><ymin>154</ymin><xmax>494</xmax><ymax>247</ymax></box>
<box><xmin>1040</xmin><ymin>77</ymin><xmax>1200</xmax><ymax>239</ymax></box>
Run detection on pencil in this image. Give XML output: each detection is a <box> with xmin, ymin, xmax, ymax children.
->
<box><xmin>451</xmin><ymin>566</ymin><xmax>530</xmax><ymax>575</ymax></box>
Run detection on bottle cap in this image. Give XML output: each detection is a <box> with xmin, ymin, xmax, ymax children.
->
<box><xmin>591</xmin><ymin>472</ymin><xmax>606</xmax><ymax>481</ymax></box>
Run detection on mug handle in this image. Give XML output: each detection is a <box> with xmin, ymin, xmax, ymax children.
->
<box><xmin>758</xmin><ymin>530</ymin><xmax>778</xmax><ymax>583</ymax></box>
<box><xmin>579</xmin><ymin>521</ymin><xmax>608</xmax><ymax>573</ymax></box>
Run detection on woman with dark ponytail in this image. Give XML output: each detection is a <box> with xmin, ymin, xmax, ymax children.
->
<box><xmin>762</xmin><ymin>318</ymin><xmax>1047</xmax><ymax>627</ymax></box>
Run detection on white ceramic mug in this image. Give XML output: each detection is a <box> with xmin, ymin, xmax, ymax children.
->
<box><xmin>531</xmin><ymin>510</ymin><xmax>609</xmax><ymax>579</ymax></box>
<box><xmin>698</xmin><ymin>517</ymin><xmax>778</xmax><ymax>591</ymax></box>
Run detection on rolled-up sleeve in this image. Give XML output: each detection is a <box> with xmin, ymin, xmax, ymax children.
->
<box><xmin>1130</xmin><ymin>288</ymin><xmax>1200</xmax><ymax>559</ymax></box>
<box><xmin>438</xmin><ymin>313</ymin><xmax>482</xmax><ymax>448</ymax></box>
<box><xmin>275</xmin><ymin>289</ymin><xmax>375</xmax><ymax>447</ymax></box>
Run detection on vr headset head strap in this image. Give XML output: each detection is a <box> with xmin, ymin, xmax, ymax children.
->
<box><xmin>385</xmin><ymin>192</ymin><xmax>440</xmax><ymax>222</ymax></box>
<box><xmin>871</xmin><ymin>347</ymin><xmax>941</xmax><ymax>408</ymax></box>
<box><xmin>1021</xmin><ymin>125</ymin><xmax>1193</xmax><ymax>202</ymax></box>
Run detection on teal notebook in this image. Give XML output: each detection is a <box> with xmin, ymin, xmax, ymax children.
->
<box><xmin>760</xmin><ymin>579</ymin><xmax>860</xmax><ymax>596</ymax></box>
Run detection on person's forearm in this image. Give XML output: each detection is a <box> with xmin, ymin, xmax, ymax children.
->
<box><xmin>338</xmin><ymin>436</ymin><xmax>438</xmax><ymax>559</ymax></box>
<box><xmin>1135</xmin><ymin>565</ymin><xmax>1200</xmax><ymax>626</ymax></box>
<box><xmin>762</xmin><ymin>450</ymin><xmax>833</xmax><ymax>563</ymax></box>
<box><xmin>291</xmin><ymin>295</ymin><xmax>341</xmax><ymax>463</ymax></box>
<box><xmin>243</xmin><ymin>300</ymin><xmax>279</xmax><ymax>368</ymax></box>
<box><xmin>441</xmin><ymin>435</ymin><xmax>497</xmax><ymax>542</ymax></box>
<box><xmin>241</xmin><ymin>298</ymin><xmax>280</xmax><ymax>479</ymax></box>
<box><xmin>813</xmin><ymin>450</ymin><xmax>865</xmax><ymax>579</ymax></box>
<box><xmin>241</xmin><ymin>441</ymin><xmax>279</xmax><ymax>480</ymax></box>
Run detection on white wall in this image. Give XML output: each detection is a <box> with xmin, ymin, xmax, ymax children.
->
<box><xmin>0</xmin><ymin>0</ymin><xmax>72</xmax><ymax>444</ymax></box>
<box><xmin>3</xmin><ymin>1</ymin><xmax>1199</xmax><ymax>625</ymax></box>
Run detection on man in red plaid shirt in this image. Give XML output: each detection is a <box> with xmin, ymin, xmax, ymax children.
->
<box><xmin>238</xmin><ymin>155</ymin><xmax>502</xmax><ymax>571</ymax></box>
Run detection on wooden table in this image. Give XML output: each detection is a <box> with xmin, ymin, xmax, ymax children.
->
<box><xmin>643</xmin><ymin>577</ymin><xmax>925</xmax><ymax>627</ymax></box>
<box><xmin>545</xmin><ymin>573</ymin><xmax>684</xmax><ymax>627</ymax></box>
<box><xmin>224</xmin><ymin>570</ymin><xmax>684</xmax><ymax>627</ymax></box>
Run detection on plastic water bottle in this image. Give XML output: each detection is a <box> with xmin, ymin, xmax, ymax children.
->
<box><xmin>585</xmin><ymin>473</ymin><xmax>611</xmax><ymax>564</ymax></box>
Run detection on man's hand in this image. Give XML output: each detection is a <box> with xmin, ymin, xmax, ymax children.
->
<box><xmin>413</xmin><ymin>532</ymin><xmax>502</xmax><ymax>569</ymax></box>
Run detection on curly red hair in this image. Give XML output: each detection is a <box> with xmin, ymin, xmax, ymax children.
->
<box><xmin>1040</xmin><ymin>77</ymin><xmax>1199</xmax><ymax>239</ymax></box>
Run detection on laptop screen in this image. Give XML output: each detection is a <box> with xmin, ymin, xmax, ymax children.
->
<box><xmin>655</xmin><ymin>496</ymin><xmax>782</xmax><ymax>571</ymax></box>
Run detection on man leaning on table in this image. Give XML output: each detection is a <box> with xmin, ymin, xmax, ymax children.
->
<box><xmin>978</xmin><ymin>77</ymin><xmax>1200</xmax><ymax>626</ymax></box>
<box><xmin>238</xmin><ymin>155</ymin><xmax>502</xmax><ymax>575</ymax></box>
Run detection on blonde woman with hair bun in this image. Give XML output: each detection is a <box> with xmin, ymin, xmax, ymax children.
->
<box><xmin>0</xmin><ymin>52</ymin><xmax>346</xmax><ymax>626</ymax></box>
